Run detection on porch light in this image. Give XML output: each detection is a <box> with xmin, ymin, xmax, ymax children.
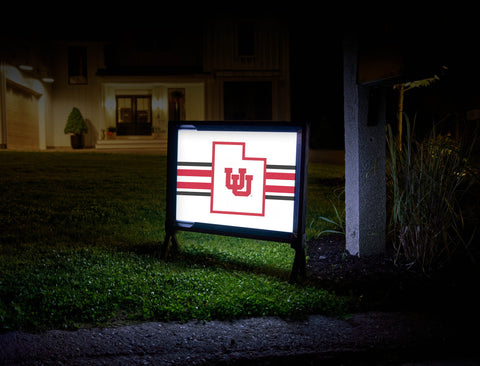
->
<box><xmin>19</xmin><ymin>64</ymin><xmax>34</xmax><ymax>71</ymax></box>
<box><xmin>41</xmin><ymin>76</ymin><xmax>54</xmax><ymax>83</ymax></box>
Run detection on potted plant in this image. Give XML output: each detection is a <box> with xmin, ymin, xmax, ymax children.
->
<box><xmin>64</xmin><ymin>107</ymin><xmax>88</xmax><ymax>149</ymax></box>
<box><xmin>107</xmin><ymin>126</ymin><xmax>117</xmax><ymax>139</ymax></box>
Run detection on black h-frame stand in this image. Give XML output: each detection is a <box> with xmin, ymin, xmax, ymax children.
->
<box><xmin>161</xmin><ymin>121</ymin><xmax>309</xmax><ymax>284</ymax></box>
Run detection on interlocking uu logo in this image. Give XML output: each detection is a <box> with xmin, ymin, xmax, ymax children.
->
<box><xmin>224</xmin><ymin>168</ymin><xmax>253</xmax><ymax>196</ymax></box>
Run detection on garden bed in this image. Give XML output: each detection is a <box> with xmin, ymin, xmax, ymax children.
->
<box><xmin>306</xmin><ymin>233</ymin><xmax>480</xmax><ymax>314</ymax></box>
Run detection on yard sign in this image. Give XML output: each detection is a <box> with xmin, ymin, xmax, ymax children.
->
<box><xmin>163</xmin><ymin>121</ymin><xmax>309</xmax><ymax>282</ymax></box>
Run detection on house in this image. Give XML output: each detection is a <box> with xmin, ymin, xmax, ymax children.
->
<box><xmin>0</xmin><ymin>13</ymin><xmax>290</xmax><ymax>151</ymax></box>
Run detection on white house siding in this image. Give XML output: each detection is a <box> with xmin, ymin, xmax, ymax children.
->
<box><xmin>2</xmin><ymin>15</ymin><xmax>290</xmax><ymax>150</ymax></box>
<box><xmin>49</xmin><ymin>42</ymin><xmax>104</xmax><ymax>148</ymax></box>
<box><xmin>101</xmin><ymin>79</ymin><xmax>205</xmax><ymax>140</ymax></box>
<box><xmin>203</xmin><ymin>18</ymin><xmax>290</xmax><ymax>122</ymax></box>
<box><xmin>48</xmin><ymin>42</ymin><xmax>207</xmax><ymax>148</ymax></box>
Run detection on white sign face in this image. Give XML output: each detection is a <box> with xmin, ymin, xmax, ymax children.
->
<box><xmin>176</xmin><ymin>129</ymin><xmax>298</xmax><ymax>233</ymax></box>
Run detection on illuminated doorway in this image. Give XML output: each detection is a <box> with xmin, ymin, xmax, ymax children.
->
<box><xmin>116</xmin><ymin>95</ymin><xmax>152</xmax><ymax>136</ymax></box>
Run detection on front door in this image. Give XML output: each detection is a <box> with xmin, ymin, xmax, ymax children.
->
<box><xmin>116</xmin><ymin>95</ymin><xmax>152</xmax><ymax>136</ymax></box>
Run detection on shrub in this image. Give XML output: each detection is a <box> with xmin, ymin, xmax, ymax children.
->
<box><xmin>386</xmin><ymin>117</ymin><xmax>477</xmax><ymax>273</ymax></box>
<box><xmin>64</xmin><ymin>107</ymin><xmax>88</xmax><ymax>135</ymax></box>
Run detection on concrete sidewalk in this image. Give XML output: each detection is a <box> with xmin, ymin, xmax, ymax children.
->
<box><xmin>1</xmin><ymin>311</ymin><xmax>479</xmax><ymax>365</ymax></box>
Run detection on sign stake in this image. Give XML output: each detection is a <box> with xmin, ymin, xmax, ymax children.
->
<box><xmin>161</xmin><ymin>229</ymin><xmax>179</xmax><ymax>259</ymax></box>
<box><xmin>289</xmin><ymin>237</ymin><xmax>307</xmax><ymax>284</ymax></box>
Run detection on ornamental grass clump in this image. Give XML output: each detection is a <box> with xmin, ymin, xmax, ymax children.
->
<box><xmin>386</xmin><ymin>117</ymin><xmax>477</xmax><ymax>274</ymax></box>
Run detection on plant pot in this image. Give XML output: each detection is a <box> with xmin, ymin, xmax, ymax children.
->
<box><xmin>70</xmin><ymin>134</ymin><xmax>85</xmax><ymax>149</ymax></box>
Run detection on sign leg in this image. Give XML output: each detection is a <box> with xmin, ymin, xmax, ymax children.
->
<box><xmin>161</xmin><ymin>230</ymin><xmax>179</xmax><ymax>259</ymax></box>
<box><xmin>289</xmin><ymin>239</ymin><xmax>306</xmax><ymax>284</ymax></box>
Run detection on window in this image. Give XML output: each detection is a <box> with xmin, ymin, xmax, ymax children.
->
<box><xmin>117</xmin><ymin>97</ymin><xmax>133</xmax><ymax>123</ymax></box>
<box><xmin>224</xmin><ymin>82</ymin><xmax>272</xmax><ymax>121</ymax></box>
<box><xmin>116</xmin><ymin>95</ymin><xmax>152</xmax><ymax>135</ymax></box>
<box><xmin>237</xmin><ymin>22</ymin><xmax>255</xmax><ymax>56</ymax></box>
<box><xmin>68</xmin><ymin>47</ymin><xmax>87</xmax><ymax>85</ymax></box>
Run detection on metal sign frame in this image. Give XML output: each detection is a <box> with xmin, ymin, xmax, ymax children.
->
<box><xmin>162</xmin><ymin>121</ymin><xmax>309</xmax><ymax>282</ymax></box>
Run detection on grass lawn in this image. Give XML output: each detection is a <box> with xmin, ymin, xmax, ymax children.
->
<box><xmin>0</xmin><ymin>151</ymin><xmax>346</xmax><ymax>331</ymax></box>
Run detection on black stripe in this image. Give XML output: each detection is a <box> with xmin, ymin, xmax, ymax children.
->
<box><xmin>178</xmin><ymin>162</ymin><xmax>294</xmax><ymax>170</ymax></box>
<box><xmin>177</xmin><ymin>191</ymin><xmax>211</xmax><ymax>197</ymax></box>
<box><xmin>265</xmin><ymin>195</ymin><xmax>295</xmax><ymax>201</ymax></box>
<box><xmin>178</xmin><ymin>162</ymin><xmax>212</xmax><ymax>167</ymax></box>
<box><xmin>266</xmin><ymin>164</ymin><xmax>296</xmax><ymax>170</ymax></box>
<box><xmin>177</xmin><ymin>192</ymin><xmax>293</xmax><ymax>200</ymax></box>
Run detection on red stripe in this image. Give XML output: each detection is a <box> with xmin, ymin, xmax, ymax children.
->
<box><xmin>265</xmin><ymin>185</ymin><xmax>295</xmax><ymax>194</ymax></box>
<box><xmin>178</xmin><ymin>170</ymin><xmax>294</xmax><ymax>180</ymax></box>
<box><xmin>265</xmin><ymin>172</ymin><xmax>295</xmax><ymax>180</ymax></box>
<box><xmin>178</xmin><ymin>183</ymin><xmax>292</xmax><ymax>193</ymax></box>
<box><xmin>177</xmin><ymin>169</ymin><xmax>212</xmax><ymax>177</ymax></box>
<box><xmin>177</xmin><ymin>182</ymin><xmax>212</xmax><ymax>190</ymax></box>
